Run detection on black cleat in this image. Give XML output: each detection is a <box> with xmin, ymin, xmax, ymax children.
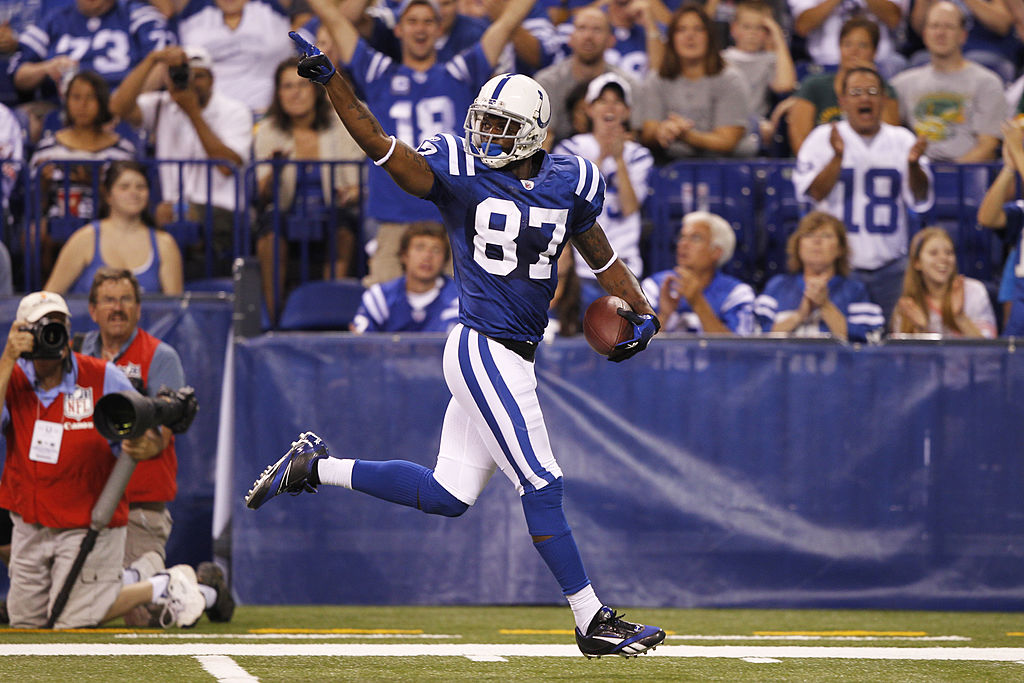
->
<box><xmin>196</xmin><ymin>561</ymin><xmax>235</xmax><ymax>622</ymax></box>
<box><xmin>575</xmin><ymin>606</ymin><xmax>666</xmax><ymax>658</ymax></box>
<box><xmin>245</xmin><ymin>431</ymin><xmax>329</xmax><ymax>510</ymax></box>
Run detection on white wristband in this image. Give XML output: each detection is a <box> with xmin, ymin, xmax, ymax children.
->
<box><xmin>590</xmin><ymin>251</ymin><xmax>618</xmax><ymax>274</ymax></box>
<box><xmin>373</xmin><ymin>136</ymin><xmax>398</xmax><ymax>167</ymax></box>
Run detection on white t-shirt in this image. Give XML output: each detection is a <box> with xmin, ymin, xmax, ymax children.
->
<box><xmin>176</xmin><ymin>0</ymin><xmax>295</xmax><ymax>114</ymax></box>
<box><xmin>787</xmin><ymin>0</ymin><xmax>907</xmax><ymax>67</ymax></box>
<box><xmin>553</xmin><ymin>134</ymin><xmax>653</xmax><ymax>281</ymax></box>
<box><xmin>793</xmin><ymin>120</ymin><xmax>934</xmax><ymax>270</ymax></box>
<box><xmin>137</xmin><ymin>89</ymin><xmax>253</xmax><ymax>210</ymax></box>
<box><xmin>891</xmin><ymin>276</ymin><xmax>997</xmax><ymax>338</ymax></box>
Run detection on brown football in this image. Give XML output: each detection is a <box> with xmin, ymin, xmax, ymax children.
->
<box><xmin>583</xmin><ymin>296</ymin><xmax>632</xmax><ymax>356</ymax></box>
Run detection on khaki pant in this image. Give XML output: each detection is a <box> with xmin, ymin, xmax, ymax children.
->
<box><xmin>7</xmin><ymin>512</ymin><xmax>124</xmax><ymax>629</ymax></box>
<box><xmin>124</xmin><ymin>505</ymin><xmax>173</xmax><ymax>566</ymax></box>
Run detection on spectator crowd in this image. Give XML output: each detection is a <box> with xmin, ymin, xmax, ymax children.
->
<box><xmin>0</xmin><ymin>0</ymin><xmax>1020</xmax><ymax>337</ymax></box>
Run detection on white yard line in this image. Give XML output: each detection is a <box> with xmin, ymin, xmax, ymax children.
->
<box><xmin>195</xmin><ymin>655</ymin><xmax>259</xmax><ymax>682</ymax></box>
<box><xmin>114</xmin><ymin>633</ymin><xmax>460</xmax><ymax>640</ymax></box>
<box><xmin>2</xmin><ymin>644</ymin><xmax>1024</xmax><ymax>661</ymax></box>
<box><xmin>669</xmin><ymin>635</ymin><xmax>972</xmax><ymax>642</ymax></box>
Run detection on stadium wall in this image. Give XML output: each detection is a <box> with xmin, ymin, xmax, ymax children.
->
<box><xmin>230</xmin><ymin>334</ymin><xmax>1024</xmax><ymax>611</ymax></box>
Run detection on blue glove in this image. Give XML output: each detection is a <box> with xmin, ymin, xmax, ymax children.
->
<box><xmin>289</xmin><ymin>31</ymin><xmax>336</xmax><ymax>85</ymax></box>
<box><xmin>608</xmin><ymin>309</ymin><xmax>660</xmax><ymax>363</ymax></box>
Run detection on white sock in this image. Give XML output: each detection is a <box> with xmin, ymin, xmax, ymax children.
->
<box><xmin>122</xmin><ymin>567</ymin><xmax>141</xmax><ymax>586</ymax></box>
<box><xmin>198</xmin><ymin>584</ymin><xmax>217</xmax><ymax>609</ymax></box>
<box><xmin>316</xmin><ymin>457</ymin><xmax>355</xmax><ymax>488</ymax></box>
<box><xmin>149</xmin><ymin>573</ymin><xmax>170</xmax><ymax>602</ymax></box>
<box><xmin>566</xmin><ymin>584</ymin><xmax>603</xmax><ymax>633</ymax></box>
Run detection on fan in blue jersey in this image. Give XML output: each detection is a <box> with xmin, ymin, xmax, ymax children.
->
<box><xmin>245</xmin><ymin>30</ymin><xmax>665</xmax><ymax>660</ymax></box>
<box><xmin>978</xmin><ymin>119</ymin><xmax>1024</xmax><ymax>336</ymax></box>
<box><xmin>642</xmin><ymin>211</ymin><xmax>756</xmax><ymax>335</ymax></box>
<box><xmin>754</xmin><ymin>211</ymin><xmax>885</xmax><ymax>342</ymax></box>
<box><xmin>311</xmin><ymin>0</ymin><xmax>538</xmax><ymax>286</ymax></box>
<box><xmin>351</xmin><ymin>222</ymin><xmax>459</xmax><ymax>333</ymax></box>
<box><xmin>9</xmin><ymin>0</ymin><xmax>172</xmax><ymax>100</ymax></box>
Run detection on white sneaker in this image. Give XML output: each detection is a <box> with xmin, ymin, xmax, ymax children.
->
<box><xmin>156</xmin><ymin>565</ymin><xmax>205</xmax><ymax>628</ymax></box>
<box><xmin>128</xmin><ymin>550</ymin><xmax>165</xmax><ymax>583</ymax></box>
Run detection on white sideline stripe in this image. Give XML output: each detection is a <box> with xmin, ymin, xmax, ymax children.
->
<box><xmin>466</xmin><ymin>655</ymin><xmax>508</xmax><ymax>662</ymax></box>
<box><xmin>115</xmin><ymin>633</ymin><xmax>460</xmax><ymax>640</ymax></box>
<box><xmin>4</xmin><ymin>644</ymin><xmax>1024</xmax><ymax>661</ymax></box>
<box><xmin>669</xmin><ymin>635</ymin><xmax>972</xmax><ymax>642</ymax></box>
<box><xmin>196</xmin><ymin>655</ymin><xmax>259</xmax><ymax>682</ymax></box>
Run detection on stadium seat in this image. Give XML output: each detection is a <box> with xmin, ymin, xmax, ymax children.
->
<box><xmin>278</xmin><ymin>279</ymin><xmax>364</xmax><ymax>331</ymax></box>
<box><xmin>186</xmin><ymin>277</ymin><xmax>234</xmax><ymax>293</ymax></box>
<box><xmin>759</xmin><ymin>161</ymin><xmax>809</xmax><ymax>282</ymax></box>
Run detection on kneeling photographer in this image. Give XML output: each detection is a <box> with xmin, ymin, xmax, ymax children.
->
<box><xmin>79</xmin><ymin>269</ymin><xmax>229</xmax><ymax>627</ymax></box>
<box><xmin>0</xmin><ymin>290</ymin><xmax>179</xmax><ymax>629</ymax></box>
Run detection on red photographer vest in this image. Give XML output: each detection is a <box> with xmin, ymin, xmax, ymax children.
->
<box><xmin>115</xmin><ymin>329</ymin><xmax>177</xmax><ymax>503</ymax></box>
<box><xmin>0</xmin><ymin>354</ymin><xmax>129</xmax><ymax>528</ymax></box>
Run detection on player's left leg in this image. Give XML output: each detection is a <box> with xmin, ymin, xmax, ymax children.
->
<box><xmin>441</xmin><ymin>325</ymin><xmax>663</xmax><ymax>656</ymax></box>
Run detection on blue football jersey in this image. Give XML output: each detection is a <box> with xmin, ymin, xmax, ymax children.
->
<box><xmin>353</xmin><ymin>275</ymin><xmax>460</xmax><ymax>333</ymax></box>
<box><xmin>754</xmin><ymin>273</ymin><xmax>885</xmax><ymax>342</ymax></box>
<box><xmin>417</xmin><ymin>133</ymin><xmax>605</xmax><ymax>342</ymax></box>
<box><xmin>642</xmin><ymin>269</ymin><xmax>756</xmax><ymax>335</ymax></box>
<box><xmin>10</xmin><ymin>0</ymin><xmax>172</xmax><ymax>91</ymax></box>
<box><xmin>347</xmin><ymin>39</ymin><xmax>494</xmax><ymax>223</ymax></box>
<box><xmin>1001</xmin><ymin>202</ymin><xmax>1024</xmax><ymax>335</ymax></box>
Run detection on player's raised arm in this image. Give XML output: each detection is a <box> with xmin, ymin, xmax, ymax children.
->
<box><xmin>289</xmin><ymin>32</ymin><xmax>435</xmax><ymax>198</ymax></box>
<box><xmin>572</xmin><ymin>222</ymin><xmax>660</xmax><ymax>362</ymax></box>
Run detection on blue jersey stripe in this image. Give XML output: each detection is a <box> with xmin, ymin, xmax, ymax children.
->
<box><xmin>457</xmin><ymin>327</ymin><xmax>531</xmax><ymax>490</ymax></box>
<box><xmin>477</xmin><ymin>334</ymin><xmax>555</xmax><ymax>491</ymax></box>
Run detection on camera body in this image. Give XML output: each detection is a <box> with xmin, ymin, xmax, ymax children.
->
<box><xmin>168</xmin><ymin>63</ymin><xmax>190</xmax><ymax>90</ymax></box>
<box><xmin>20</xmin><ymin>317</ymin><xmax>70</xmax><ymax>359</ymax></box>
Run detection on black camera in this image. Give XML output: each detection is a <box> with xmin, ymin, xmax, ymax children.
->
<box><xmin>20</xmin><ymin>317</ymin><xmax>69</xmax><ymax>359</ymax></box>
<box><xmin>168</xmin><ymin>63</ymin><xmax>190</xmax><ymax>90</ymax></box>
<box><xmin>94</xmin><ymin>386</ymin><xmax>199</xmax><ymax>440</ymax></box>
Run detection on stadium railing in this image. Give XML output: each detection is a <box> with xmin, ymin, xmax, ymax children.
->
<box><xmin>13</xmin><ymin>158</ymin><xmax>1004</xmax><ymax>303</ymax></box>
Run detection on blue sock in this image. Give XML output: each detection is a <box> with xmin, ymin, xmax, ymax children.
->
<box><xmin>351</xmin><ymin>460</ymin><xmax>467</xmax><ymax>517</ymax></box>
<box><xmin>522</xmin><ymin>480</ymin><xmax>590</xmax><ymax>595</ymax></box>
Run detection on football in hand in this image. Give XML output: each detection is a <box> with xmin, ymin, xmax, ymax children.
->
<box><xmin>583</xmin><ymin>296</ymin><xmax>633</xmax><ymax>356</ymax></box>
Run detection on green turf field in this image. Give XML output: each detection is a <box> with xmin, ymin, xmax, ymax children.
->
<box><xmin>3</xmin><ymin>605</ymin><xmax>1024</xmax><ymax>681</ymax></box>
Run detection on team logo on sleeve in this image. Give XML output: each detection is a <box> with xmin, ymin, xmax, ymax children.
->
<box><xmin>64</xmin><ymin>386</ymin><xmax>94</xmax><ymax>421</ymax></box>
<box><xmin>418</xmin><ymin>140</ymin><xmax>438</xmax><ymax>156</ymax></box>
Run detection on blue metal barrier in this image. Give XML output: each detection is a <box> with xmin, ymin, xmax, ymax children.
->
<box><xmin>242</xmin><ymin>158</ymin><xmax>364</xmax><ymax>321</ymax></box>
<box><xmin>22</xmin><ymin>157</ymin><xmax>244</xmax><ymax>289</ymax></box>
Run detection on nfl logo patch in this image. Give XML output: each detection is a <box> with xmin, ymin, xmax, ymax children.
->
<box><xmin>521</xmin><ymin>180</ymin><xmax>534</xmax><ymax>190</ymax></box>
<box><xmin>64</xmin><ymin>386</ymin><xmax>94</xmax><ymax>421</ymax></box>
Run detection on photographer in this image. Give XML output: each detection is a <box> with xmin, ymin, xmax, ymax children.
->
<box><xmin>0</xmin><ymin>291</ymin><xmax>206</xmax><ymax>629</ymax></box>
<box><xmin>80</xmin><ymin>268</ymin><xmax>233</xmax><ymax>625</ymax></box>
<box><xmin>110</xmin><ymin>45</ymin><xmax>252</xmax><ymax>280</ymax></box>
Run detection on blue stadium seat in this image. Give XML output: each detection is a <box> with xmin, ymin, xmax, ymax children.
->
<box><xmin>186</xmin><ymin>277</ymin><xmax>234</xmax><ymax>293</ymax></box>
<box><xmin>278</xmin><ymin>279</ymin><xmax>364</xmax><ymax>331</ymax></box>
<box><xmin>759</xmin><ymin>161</ymin><xmax>809</xmax><ymax>283</ymax></box>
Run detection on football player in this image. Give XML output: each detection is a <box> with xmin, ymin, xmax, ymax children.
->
<box><xmin>245</xmin><ymin>27</ymin><xmax>666</xmax><ymax>659</ymax></box>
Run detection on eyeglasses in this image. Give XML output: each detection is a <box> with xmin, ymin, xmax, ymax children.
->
<box><xmin>96</xmin><ymin>295</ymin><xmax>137</xmax><ymax>308</ymax></box>
<box><xmin>845</xmin><ymin>87</ymin><xmax>881</xmax><ymax>97</ymax></box>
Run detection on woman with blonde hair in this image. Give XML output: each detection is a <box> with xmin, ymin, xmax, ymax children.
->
<box><xmin>754</xmin><ymin>211</ymin><xmax>884</xmax><ymax>341</ymax></box>
<box><xmin>891</xmin><ymin>227</ymin><xmax>996</xmax><ymax>338</ymax></box>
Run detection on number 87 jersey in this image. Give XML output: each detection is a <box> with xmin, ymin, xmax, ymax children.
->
<box><xmin>417</xmin><ymin>133</ymin><xmax>605</xmax><ymax>344</ymax></box>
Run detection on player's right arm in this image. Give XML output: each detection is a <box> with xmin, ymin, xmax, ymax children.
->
<box><xmin>290</xmin><ymin>32</ymin><xmax>435</xmax><ymax>198</ymax></box>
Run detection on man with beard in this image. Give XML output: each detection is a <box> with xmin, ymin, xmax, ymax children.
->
<box><xmin>793</xmin><ymin>66</ymin><xmax>933</xmax><ymax>321</ymax></box>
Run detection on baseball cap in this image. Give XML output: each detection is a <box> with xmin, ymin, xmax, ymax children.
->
<box><xmin>397</xmin><ymin>0</ymin><xmax>441</xmax><ymax>19</ymax></box>
<box><xmin>183</xmin><ymin>46</ymin><xmax>214</xmax><ymax>72</ymax></box>
<box><xmin>584</xmin><ymin>72</ymin><xmax>632</xmax><ymax>107</ymax></box>
<box><xmin>16</xmin><ymin>291</ymin><xmax>71</xmax><ymax>323</ymax></box>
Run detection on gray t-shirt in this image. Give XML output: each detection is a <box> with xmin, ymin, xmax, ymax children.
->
<box><xmin>636</xmin><ymin>65</ymin><xmax>753</xmax><ymax>158</ymax></box>
<box><xmin>534</xmin><ymin>60</ymin><xmax>636</xmax><ymax>147</ymax></box>
<box><xmin>891</xmin><ymin>60</ymin><xmax>1006</xmax><ymax>162</ymax></box>
<box><xmin>722</xmin><ymin>47</ymin><xmax>778</xmax><ymax>117</ymax></box>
